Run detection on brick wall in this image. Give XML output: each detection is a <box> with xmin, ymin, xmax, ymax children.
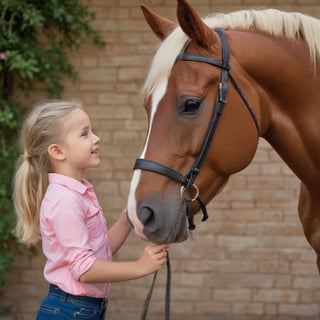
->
<box><xmin>3</xmin><ymin>0</ymin><xmax>320</xmax><ymax>319</ymax></box>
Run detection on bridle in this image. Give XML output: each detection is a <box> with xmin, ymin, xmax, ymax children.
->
<box><xmin>134</xmin><ymin>28</ymin><xmax>260</xmax><ymax>230</ymax></box>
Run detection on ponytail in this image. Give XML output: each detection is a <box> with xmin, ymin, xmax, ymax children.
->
<box><xmin>14</xmin><ymin>156</ymin><xmax>47</xmax><ymax>246</ymax></box>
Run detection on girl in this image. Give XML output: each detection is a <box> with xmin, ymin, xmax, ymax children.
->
<box><xmin>13</xmin><ymin>100</ymin><xmax>169</xmax><ymax>319</ymax></box>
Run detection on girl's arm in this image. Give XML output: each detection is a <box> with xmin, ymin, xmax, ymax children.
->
<box><xmin>79</xmin><ymin>243</ymin><xmax>169</xmax><ymax>283</ymax></box>
<box><xmin>108</xmin><ymin>208</ymin><xmax>132</xmax><ymax>255</ymax></box>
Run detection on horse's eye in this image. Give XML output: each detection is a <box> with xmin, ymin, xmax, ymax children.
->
<box><xmin>183</xmin><ymin>98</ymin><xmax>202</xmax><ymax>113</ymax></box>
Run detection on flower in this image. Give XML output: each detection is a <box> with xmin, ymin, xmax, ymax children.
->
<box><xmin>0</xmin><ymin>52</ymin><xmax>8</xmax><ymax>60</ymax></box>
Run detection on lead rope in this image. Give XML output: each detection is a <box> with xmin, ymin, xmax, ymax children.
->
<box><xmin>140</xmin><ymin>251</ymin><xmax>171</xmax><ymax>320</ymax></box>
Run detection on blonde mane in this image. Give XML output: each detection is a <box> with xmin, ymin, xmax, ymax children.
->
<box><xmin>143</xmin><ymin>9</ymin><xmax>320</xmax><ymax>98</ymax></box>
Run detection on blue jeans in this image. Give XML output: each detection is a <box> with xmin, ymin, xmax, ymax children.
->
<box><xmin>36</xmin><ymin>285</ymin><xmax>107</xmax><ymax>320</ymax></box>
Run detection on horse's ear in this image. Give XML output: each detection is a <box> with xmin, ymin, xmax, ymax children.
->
<box><xmin>177</xmin><ymin>0</ymin><xmax>215</xmax><ymax>48</ymax></box>
<box><xmin>140</xmin><ymin>4</ymin><xmax>176</xmax><ymax>40</ymax></box>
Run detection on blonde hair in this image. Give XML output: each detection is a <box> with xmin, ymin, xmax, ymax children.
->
<box><xmin>13</xmin><ymin>99</ymin><xmax>83</xmax><ymax>247</ymax></box>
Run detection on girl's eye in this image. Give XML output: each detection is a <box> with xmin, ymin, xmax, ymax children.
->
<box><xmin>81</xmin><ymin>131</ymin><xmax>88</xmax><ymax>137</ymax></box>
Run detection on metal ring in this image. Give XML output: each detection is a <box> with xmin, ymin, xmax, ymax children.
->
<box><xmin>180</xmin><ymin>184</ymin><xmax>199</xmax><ymax>202</ymax></box>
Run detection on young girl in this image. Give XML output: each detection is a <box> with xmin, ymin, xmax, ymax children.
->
<box><xmin>13</xmin><ymin>100</ymin><xmax>169</xmax><ymax>319</ymax></box>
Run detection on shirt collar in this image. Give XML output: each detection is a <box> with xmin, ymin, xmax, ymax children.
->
<box><xmin>48</xmin><ymin>173</ymin><xmax>93</xmax><ymax>195</ymax></box>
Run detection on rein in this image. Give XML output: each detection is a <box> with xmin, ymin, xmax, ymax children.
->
<box><xmin>134</xmin><ymin>28</ymin><xmax>260</xmax><ymax>230</ymax></box>
<box><xmin>141</xmin><ymin>251</ymin><xmax>171</xmax><ymax>320</ymax></box>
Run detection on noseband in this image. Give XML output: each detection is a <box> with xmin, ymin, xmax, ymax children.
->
<box><xmin>134</xmin><ymin>28</ymin><xmax>260</xmax><ymax>230</ymax></box>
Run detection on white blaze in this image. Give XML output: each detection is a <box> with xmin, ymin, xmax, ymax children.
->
<box><xmin>127</xmin><ymin>82</ymin><xmax>167</xmax><ymax>239</ymax></box>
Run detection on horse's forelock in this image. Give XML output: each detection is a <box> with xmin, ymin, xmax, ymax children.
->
<box><xmin>142</xmin><ymin>27</ymin><xmax>188</xmax><ymax>100</ymax></box>
<box><xmin>142</xmin><ymin>8</ymin><xmax>320</xmax><ymax>100</ymax></box>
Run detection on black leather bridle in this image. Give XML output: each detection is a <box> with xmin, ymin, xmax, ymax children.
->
<box><xmin>134</xmin><ymin>28</ymin><xmax>260</xmax><ymax>230</ymax></box>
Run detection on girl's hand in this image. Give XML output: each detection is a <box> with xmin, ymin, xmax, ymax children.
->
<box><xmin>137</xmin><ymin>243</ymin><xmax>170</xmax><ymax>276</ymax></box>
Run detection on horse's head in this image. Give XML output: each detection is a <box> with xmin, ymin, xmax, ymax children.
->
<box><xmin>127</xmin><ymin>0</ymin><xmax>261</xmax><ymax>243</ymax></box>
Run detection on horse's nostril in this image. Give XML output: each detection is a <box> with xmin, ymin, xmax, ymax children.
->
<box><xmin>139</xmin><ymin>206</ymin><xmax>155</xmax><ymax>225</ymax></box>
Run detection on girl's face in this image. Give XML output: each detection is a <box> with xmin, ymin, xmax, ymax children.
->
<box><xmin>60</xmin><ymin>108</ymin><xmax>101</xmax><ymax>179</ymax></box>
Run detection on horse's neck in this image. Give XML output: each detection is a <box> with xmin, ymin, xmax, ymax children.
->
<box><xmin>235</xmin><ymin>31</ymin><xmax>320</xmax><ymax>186</ymax></box>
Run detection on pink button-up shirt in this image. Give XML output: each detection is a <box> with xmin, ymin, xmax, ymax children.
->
<box><xmin>40</xmin><ymin>173</ymin><xmax>111</xmax><ymax>298</ymax></box>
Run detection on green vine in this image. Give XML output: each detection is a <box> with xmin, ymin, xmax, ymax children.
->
<box><xmin>0</xmin><ymin>0</ymin><xmax>104</xmax><ymax>314</ymax></box>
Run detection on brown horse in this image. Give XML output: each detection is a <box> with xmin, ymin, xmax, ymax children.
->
<box><xmin>126</xmin><ymin>0</ymin><xmax>320</xmax><ymax>269</ymax></box>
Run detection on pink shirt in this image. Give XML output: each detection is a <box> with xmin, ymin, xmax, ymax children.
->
<box><xmin>40</xmin><ymin>173</ymin><xmax>111</xmax><ymax>298</ymax></box>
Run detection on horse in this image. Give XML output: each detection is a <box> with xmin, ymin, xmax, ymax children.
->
<box><xmin>126</xmin><ymin>0</ymin><xmax>320</xmax><ymax>270</ymax></box>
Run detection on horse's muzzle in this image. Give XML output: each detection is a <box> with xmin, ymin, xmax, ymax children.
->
<box><xmin>136</xmin><ymin>200</ymin><xmax>189</xmax><ymax>243</ymax></box>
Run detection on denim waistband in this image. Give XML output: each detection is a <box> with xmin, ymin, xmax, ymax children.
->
<box><xmin>49</xmin><ymin>285</ymin><xmax>108</xmax><ymax>310</ymax></box>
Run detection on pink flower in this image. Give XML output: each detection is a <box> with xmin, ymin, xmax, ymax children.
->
<box><xmin>0</xmin><ymin>52</ymin><xmax>8</xmax><ymax>60</ymax></box>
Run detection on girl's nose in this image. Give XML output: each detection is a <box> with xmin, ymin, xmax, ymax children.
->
<box><xmin>93</xmin><ymin>133</ymin><xmax>100</xmax><ymax>143</ymax></box>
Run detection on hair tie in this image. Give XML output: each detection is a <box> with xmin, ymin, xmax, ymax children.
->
<box><xmin>23</xmin><ymin>153</ymin><xmax>30</xmax><ymax>161</ymax></box>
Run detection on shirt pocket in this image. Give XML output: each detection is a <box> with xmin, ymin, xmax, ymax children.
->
<box><xmin>86</xmin><ymin>206</ymin><xmax>105</xmax><ymax>241</ymax></box>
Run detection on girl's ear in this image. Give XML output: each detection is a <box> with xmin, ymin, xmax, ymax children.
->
<box><xmin>48</xmin><ymin>144</ymin><xmax>66</xmax><ymax>161</ymax></box>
